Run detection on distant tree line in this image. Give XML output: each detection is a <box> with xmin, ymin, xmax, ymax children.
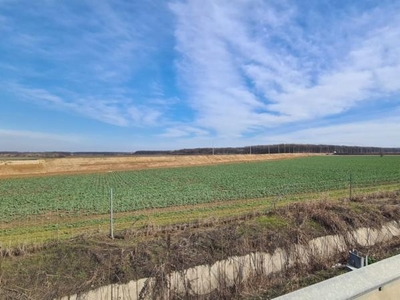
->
<box><xmin>1</xmin><ymin>144</ymin><xmax>400</xmax><ymax>158</ymax></box>
<box><xmin>134</xmin><ymin>144</ymin><xmax>400</xmax><ymax>156</ymax></box>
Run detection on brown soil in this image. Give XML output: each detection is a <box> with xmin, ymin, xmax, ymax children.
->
<box><xmin>0</xmin><ymin>153</ymin><xmax>317</xmax><ymax>178</ymax></box>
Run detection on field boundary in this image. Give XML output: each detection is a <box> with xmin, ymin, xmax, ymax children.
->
<box><xmin>1</xmin><ymin>155</ymin><xmax>399</xmax><ymax>249</ymax></box>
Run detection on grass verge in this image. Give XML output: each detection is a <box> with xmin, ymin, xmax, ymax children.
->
<box><xmin>1</xmin><ymin>183</ymin><xmax>399</xmax><ymax>248</ymax></box>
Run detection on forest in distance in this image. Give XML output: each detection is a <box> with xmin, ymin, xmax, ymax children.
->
<box><xmin>1</xmin><ymin>143</ymin><xmax>400</xmax><ymax>158</ymax></box>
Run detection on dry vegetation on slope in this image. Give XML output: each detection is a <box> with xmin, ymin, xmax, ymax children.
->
<box><xmin>1</xmin><ymin>194</ymin><xmax>400</xmax><ymax>299</ymax></box>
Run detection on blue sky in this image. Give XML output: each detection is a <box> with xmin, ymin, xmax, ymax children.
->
<box><xmin>1</xmin><ymin>0</ymin><xmax>400</xmax><ymax>151</ymax></box>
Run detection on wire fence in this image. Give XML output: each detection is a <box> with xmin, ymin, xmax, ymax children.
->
<box><xmin>0</xmin><ymin>173</ymin><xmax>399</xmax><ymax>249</ymax></box>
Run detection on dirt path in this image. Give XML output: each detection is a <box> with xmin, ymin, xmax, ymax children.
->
<box><xmin>0</xmin><ymin>153</ymin><xmax>317</xmax><ymax>178</ymax></box>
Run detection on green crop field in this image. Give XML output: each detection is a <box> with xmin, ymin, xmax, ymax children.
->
<box><xmin>1</xmin><ymin>156</ymin><xmax>400</xmax><ymax>223</ymax></box>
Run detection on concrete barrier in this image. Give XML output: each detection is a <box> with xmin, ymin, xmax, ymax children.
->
<box><xmin>274</xmin><ymin>254</ymin><xmax>400</xmax><ymax>300</ymax></box>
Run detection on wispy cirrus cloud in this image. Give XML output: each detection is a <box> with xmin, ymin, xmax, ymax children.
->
<box><xmin>5</xmin><ymin>83</ymin><xmax>168</xmax><ymax>127</ymax></box>
<box><xmin>170</xmin><ymin>0</ymin><xmax>400</xmax><ymax>138</ymax></box>
<box><xmin>257</xmin><ymin>116</ymin><xmax>400</xmax><ymax>148</ymax></box>
<box><xmin>0</xmin><ymin>0</ymin><xmax>175</xmax><ymax>128</ymax></box>
<box><xmin>159</xmin><ymin>126</ymin><xmax>209</xmax><ymax>138</ymax></box>
<box><xmin>1</xmin><ymin>0</ymin><xmax>400</xmax><ymax>151</ymax></box>
<box><xmin>0</xmin><ymin>1</ymin><xmax>164</xmax><ymax>83</ymax></box>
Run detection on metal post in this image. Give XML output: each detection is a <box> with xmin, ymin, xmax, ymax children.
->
<box><xmin>349</xmin><ymin>174</ymin><xmax>353</xmax><ymax>201</ymax></box>
<box><xmin>110</xmin><ymin>188</ymin><xmax>114</xmax><ymax>239</ymax></box>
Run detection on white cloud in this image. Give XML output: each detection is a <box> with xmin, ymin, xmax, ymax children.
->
<box><xmin>160</xmin><ymin>126</ymin><xmax>209</xmax><ymax>138</ymax></box>
<box><xmin>0</xmin><ymin>1</ymin><xmax>151</xmax><ymax>83</ymax></box>
<box><xmin>1</xmin><ymin>0</ymin><xmax>174</xmax><ymax>129</ymax></box>
<box><xmin>128</xmin><ymin>106</ymin><xmax>162</xmax><ymax>127</ymax></box>
<box><xmin>6</xmin><ymin>83</ymin><xmax>165</xmax><ymax>127</ymax></box>
<box><xmin>269</xmin><ymin>70</ymin><xmax>374</xmax><ymax>119</ymax></box>
<box><xmin>2</xmin><ymin>1</ymin><xmax>400</xmax><ymax>150</ymax></box>
<box><xmin>258</xmin><ymin>117</ymin><xmax>400</xmax><ymax>148</ymax></box>
<box><xmin>171</xmin><ymin>0</ymin><xmax>400</xmax><ymax>138</ymax></box>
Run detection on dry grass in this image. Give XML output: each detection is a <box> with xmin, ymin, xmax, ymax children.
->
<box><xmin>0</xmin><ymin>153</ymin><xmax>317</xmax><ymax>178</ymax></box>
<box><xmin>1</xmin><ymin>196</ymin><xmax>400</xmax><ymax>299</ymax></box>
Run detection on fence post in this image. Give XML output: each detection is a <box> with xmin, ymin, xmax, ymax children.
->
<box><xmin>349</xmin><ymin>174</ymin><xmax>353</xmax><ymax>201</ymax></box>
<box><xmin>110</xmin><ymin>188</ymin><xmax>114</xmax><ymax>239</ymax></box>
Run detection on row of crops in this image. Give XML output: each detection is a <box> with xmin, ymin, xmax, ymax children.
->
<box><xmin>0</xmin><ymin>156</ymin><xmax>400</xmax><ymax>222</ymax></box>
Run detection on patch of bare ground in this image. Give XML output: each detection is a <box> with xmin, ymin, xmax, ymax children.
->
<box><xmin>1</xmin><ymin>194</ymin><xmax>400</xmax><ymax>300</ymax></box>
<box><xmin>0</xmin><ymin>153</ymin><xmax>318</xmax><ymax>178</ymax></box>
